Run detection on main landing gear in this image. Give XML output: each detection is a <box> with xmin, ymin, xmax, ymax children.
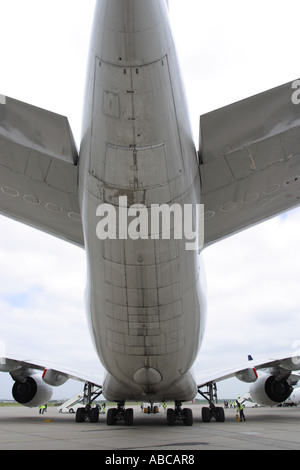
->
<box><xmin>167</xmin><ymin>401</ymin><xmax>193</xmax><ymax>426</ymax></box>
<box><xmin>75</xmin><ymin>382</ymin><xmax>102</xmax><ymax>423</ymax></box>
<box><xmin>107</xmin><ymin>401</ymin><xmax>134</xmax><ymax>426</ymax></box>
<box><xmin>198</xmin><ymin>381</ymin><xmax>225</xmax><ymax>423</ymax></box>
<box><xmin>166</xmin><ymin>381</ymin><xmax>225</xmax><ymax>426</ymax></box>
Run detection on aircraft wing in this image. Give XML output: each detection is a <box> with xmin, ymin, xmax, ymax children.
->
<box><xmin>200</xmin><ymin>79</ymin><xmax>300</xmax><ymax>246</ymax></box>
<box><xmin>0</xmin><ymin>95</ymin><xmax>84</xmax><ymax>246</ymax></box>
<box><xmin>197</xmin><ymin>352</ymin><xmax>300</xmax><ymax>388</ymax></box>
<box><xmin>0</xmin><ymin>356</ymin><xmax>102</xmax><ymax>387</ymax></box>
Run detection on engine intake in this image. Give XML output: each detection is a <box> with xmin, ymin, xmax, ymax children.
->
<box><xmin>12</xmin><ymin>375</ymin><xmax>53</xmax><ymax>408</ymax></box>
<box><xmin>250</xmin><ymin>374</ymin><xmax>291</xmax><ymax>407</ymax></box>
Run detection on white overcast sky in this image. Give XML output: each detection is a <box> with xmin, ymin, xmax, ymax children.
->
<box><xmin>0</xmin><ymin>0</ymin><xmax>299</xmax><ymax>401</ymax></box>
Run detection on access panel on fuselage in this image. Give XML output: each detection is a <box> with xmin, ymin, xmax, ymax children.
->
<box><xmin>90</xmin><ymin>57</ymin><xmax>184</xmax><ymax>200</ymax></box>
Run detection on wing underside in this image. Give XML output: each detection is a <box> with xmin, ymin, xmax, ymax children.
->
<box><xmin>0</xmin><ymin>356</ymin><xmax>102</xmax><ymax>388</ymax></box>
<box><xmin>197</xmin><ymin>353</ymin><xmax>300</xmax><ymax>388</ymax></box>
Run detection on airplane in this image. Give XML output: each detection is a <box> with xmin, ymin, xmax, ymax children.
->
<box><xmin>285</xmin><ymin>388</ymin><xmax>300</xmax><ymax>406</ymax></box>
<box><xmin>1</xmin><ymin>0</ymin><xmax>300</xmax><ymax>427</ymax></box>
<box><xmin>197</xmin><ymin>355</ymin><xmax>300</xmax><ymax>421</ymax></box>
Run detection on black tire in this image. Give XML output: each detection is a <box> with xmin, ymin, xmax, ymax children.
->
<box><xmin>202</xmin><ymin>407</ymin><xmax>211</xmax><ymax>423</ymax></box>
<box><xmin>167</xmin><ymin>408</ymin><xmax>175</xmax><ymax>426</ymax></box>
<box><xmin>183</xmin><ymin>408</ymin><xmax>193</xmax><ymax>426</ymax></box>
<box><xmin>215</xmin><ymin>406</ymin><xmax>225</xmax><ymax>422</ymax></box>
<box><xmin>107</xmin><ymin>408</ymin><xmax>116</xmax><ymax>425</ymax></box>
<box><xmin>89</xmin><ymin>407</ymin><xmax>99</xmax><ymax>423</ymax></box>
<box><xmin>75</xmin><ymin>407</ymin><xmax>86</xmax><ymax>423</ymax></box>
<box><xmin>124</xmin><ymin>408</ymin><xmax>134</xmax><ymax>426</ymax></box>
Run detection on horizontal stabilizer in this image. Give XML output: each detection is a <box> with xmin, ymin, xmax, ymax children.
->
<box><xmin>0</xmin><ymin>96</ymin><xmax>83</xmax><ymax>245</ymax></box>
<box><xmin>199</xmin><ymin>80</ymin><xmax>300</xmax><ymax>246</ymax></box>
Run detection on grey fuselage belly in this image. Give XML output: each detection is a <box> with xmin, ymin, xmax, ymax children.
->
<box><xmin>79</xmin><ymin>0</ymin><xmax>205</xmax><ymax>402</ymax></box>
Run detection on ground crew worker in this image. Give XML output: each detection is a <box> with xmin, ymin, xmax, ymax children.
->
<box><xmin>236</xmin><ymin>400</ymin><xmax>246</xmax><ymax>422</ymax></box>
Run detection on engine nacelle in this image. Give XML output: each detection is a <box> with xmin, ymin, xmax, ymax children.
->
<box><xmin>250</xmin><ymin>374</ymin><xmax>292</xmax><ymax>407</ymax></box>
<box><xmin>42</xmin><ymin>369</ymin><xmax>69</xmax><ymax>387</ymax></box>
<box><xmin>12</xmin><ymin>375</ymin><xmax>53</xmax><ymax>408</ymax></box>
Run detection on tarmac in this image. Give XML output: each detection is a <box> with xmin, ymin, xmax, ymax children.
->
<box><xmin>0</xmin><ymin>404</ymin><xmax>299</xmax><ymax>451</ymax></box>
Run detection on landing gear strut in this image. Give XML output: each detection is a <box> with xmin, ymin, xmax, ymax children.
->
<box><xmin>107</xmin><ymin>401</ymin><xmax>134</xmax><ymax>426</ymax></box>
<box><xmin>167</xmin><ymin>401</ymin><xmax>193</xmax><ymax>426</ymax></box>
<box><xmin>198</xmin><ymin>381</ymin><xmax>225</xmax><ymax>422</ymax></box>
<box><xmin>75</xmin><ymin>382</ymin><xmax>102</xmax><ymax>423</ymax></box>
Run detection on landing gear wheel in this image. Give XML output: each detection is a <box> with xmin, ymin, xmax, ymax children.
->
<box><xmin>215</xmin><ymin>406</ymin><xmax>225</xmax><ymax>422</ymax></box>
<box><xmin>89</xmin><ymin>407</ymin><xmax>99</xmax><ymax>423</ymax></box>
<box><xmin>107</xmin><ymin>404</ymin><xmax>134</xmax><ymax>426</ymax></box>
<box><xmin>167</xmin><ymin>403</ymin><xmax>193</xmax><ymax>426</ymax></box>
<box><xmin>202</xmin><ymin>407</ymin><xmax>211</xmax><ymax>422</ymax></box>
<box><xmin>74</xmin><ymin>382</ymin><xmax>103</xmax><ymax>424</ymax></box>
<box><xmin>167</xmin><ymin>408</ymin><xmax>175</xmax><ymax>426</ymax></box>
<box><xmin>75</xmin><ymin>407</ymin><xmax>86</xmax><ymax>423</ymax></box>
<box><xmin>198</xmin><ymin>382</ymin><xmax>226</xmax><ymax>423</ymax></box>
<box><xmin>124</xmin><ymin>408</ymin><xmax>134</xmax><ymax>426</ymax></box>
<box><xmin>183</xmin><ymin>408</ymin><xmax>193</xmax><ymax>426</ymax></box>
<box><xmin>201</xmin><ymin>405</ymin><xmax>225</xmax><ymax>422</ymax></box>
<box><xmin>107</xmin><ymin>408</ymin><xmax>117</xmax><ymax>425</ymax></box>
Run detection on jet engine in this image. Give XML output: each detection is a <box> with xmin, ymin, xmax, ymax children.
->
<box><xmin>12</xmin><ymin>375</ymin><xmax>53</xmax><ymax>408</ymax></box>
<box><xmin>249</xmin><ymin>374</ymin><xmax>292</xmax><ymax>407</ymax></box>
